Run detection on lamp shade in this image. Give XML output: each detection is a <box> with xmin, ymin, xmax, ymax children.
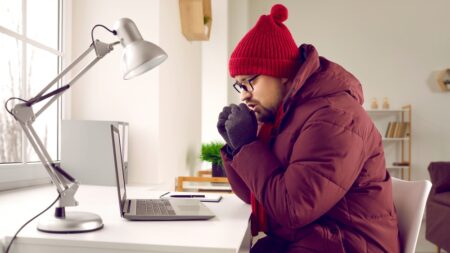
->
<box><xmin>113</xmin><ymin>18</ymin><xmax>167</xmax><ymax>80</ymax></box>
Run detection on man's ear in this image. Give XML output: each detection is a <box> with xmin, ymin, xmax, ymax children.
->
<box><xmin>281</xmin><ymin>78</ymin><xmax>288</xmax><ymax>84</ymax></box>
<box><xmin>282</xmin><ymin>78</ymin><xmax>292</xmax><ymax>94</ymax></box>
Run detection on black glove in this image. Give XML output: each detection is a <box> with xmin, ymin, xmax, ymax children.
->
<box><xmin>217</xmin><ymin>105</ymin><xmax>233</xmax><ymax>147</ymax></box>
<box><xmin>225</xmin><ymin>103</ymin><xmax>257</xmax><ymax>152</ymax></box>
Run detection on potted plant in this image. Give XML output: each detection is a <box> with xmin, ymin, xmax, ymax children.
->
<box><xmin>200</xmin><ymin>141</ymin><xmax>226</xmax><ymax>177</ymax></box>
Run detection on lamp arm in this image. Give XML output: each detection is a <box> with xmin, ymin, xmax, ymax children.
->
<box><xmin>10</xmin><ymin>40</ymin><xmax>119</xmax><ymax>208</ymax></box>
<box><xmin>18</xmin><ymin>120</ymin><xmax>67</xmax><ymax>193</ymax></box>
<box><xmin>34</xmin><ymin>40</ymin><xmax>120</xmax><ymax>118</ymax></box>
<box><xmin>27</xmin><ymin>43</ymin><xmax>96</xmax><ymax>106</ymax></box>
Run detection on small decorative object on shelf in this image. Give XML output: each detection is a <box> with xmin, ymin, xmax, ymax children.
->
<box><xmin>370</xmin><ymin>97</ymin><xmax>379</xmax><ymax>109</ymax></box>
<box><xmin>437</xmin><ymin>68</ymin><xmax>450</xmax><ymax>92</ymax></box>
<box><xmin>203</xmin><ymin>15</ymin><xmax>211</xmax><ymax>35</ymax></box>
<box><xmin>382</xmin><ymin>97</ymin><xmax>390</xmax><ymax>110</ymax></box>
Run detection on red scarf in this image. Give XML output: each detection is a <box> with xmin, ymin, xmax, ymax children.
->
<box><xmin>250</xmin><ymin>105</ymin><xmax>285</xmax><ymax>236</ymax></box>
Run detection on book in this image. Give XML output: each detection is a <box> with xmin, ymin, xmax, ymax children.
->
<box><xmin>385</xmin><ymin>122</ymin><xmax>392</xmax><ymax>138</ymax></box>
<box><xmin>387</xmin><ymin>121</ymin><xmax>397</xmax><ymax>138</ymax></box>
<box><xmin>393</xmin><ymin>122</ymin><xmax>401</xmax><ymax>138</ymax></box>
<box><xmin>160</xmin><ymin>191</ymin><xmax>222</xmax><ymax>203</ymax></box>
<box><xmin>395</xmin><ymin>122</ymin><xmax>409</xmax><ymax>138</ymax></box>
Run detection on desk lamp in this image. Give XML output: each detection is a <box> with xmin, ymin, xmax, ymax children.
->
<box><xmin>5</xmin><ymin>18</ymin><xmax>167</xmax><ymax>233</ymax></box>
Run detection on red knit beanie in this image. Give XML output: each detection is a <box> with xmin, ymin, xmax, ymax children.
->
<box><xmin>229</xmin><ymin>4</ymin><xmax>299</xmax><ymax>78</ymax></box>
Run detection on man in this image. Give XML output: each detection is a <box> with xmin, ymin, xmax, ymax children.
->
<box><xmin>217</xmin><ymin>4</ymin><xmax>401</xmax><ymax>253</ymax></box>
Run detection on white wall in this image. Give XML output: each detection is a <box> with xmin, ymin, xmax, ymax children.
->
<box><xmin>246</xmin><ymin>0</ymin><xmax>450</xmax><ymax>180</ymax></box>
<box><xmin>71</xmin><ymin>0</ymin><xmax>161</xmax><ymax>184</ymax></box>
<box><xmin>71</xmin><ymin>0</ymin><xmax>202</xmax><ymax>186</ymax></box>
<box><xmin>227</xmin><ymin>0</ymin><xmax>249</xmax><ymax>105</ymax></box>
<box><xmin>201</xmin><ymin>0</ymin><xmax>228</xmax><ymax>144</ymax></box>
<box><xmin>158</xmin><ymin>0</ymin><xmax>202</xmax><ymax>183</ymax></box>
<box><xmin>200</xmin><ymin>0</ymin><xmax>249</xmax><ymax>147</ymax></box>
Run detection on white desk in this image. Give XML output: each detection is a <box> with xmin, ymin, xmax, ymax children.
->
<box><xmin>0</xmin><ymin>184</ymin><xmax>251</xmax><ymax>253</ymax></box>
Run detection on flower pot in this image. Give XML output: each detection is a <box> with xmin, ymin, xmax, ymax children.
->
<box><xmin>212</xmin><ymin>163</ymin><xmax>226</xmax><ymax>177</ymax></box>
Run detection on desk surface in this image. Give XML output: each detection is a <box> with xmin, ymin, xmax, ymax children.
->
<box><xmin>0</xmin><ymin>184</ymin><xmax>251</xmax><ymax>253</ymax></box>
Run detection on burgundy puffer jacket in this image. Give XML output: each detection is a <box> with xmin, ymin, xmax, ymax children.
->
<box><xmin>221</xmin><ymin>44</ymin><xmax>401</xmax><ymax>253</ymax></box>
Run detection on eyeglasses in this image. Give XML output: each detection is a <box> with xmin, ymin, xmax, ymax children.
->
<box><xmin>232</xmin><ymin>74</ymin><xmax>260</xmax><ymax>94</ymax></box>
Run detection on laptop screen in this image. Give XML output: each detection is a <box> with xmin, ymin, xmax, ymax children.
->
<box><xmin>111</xmin><ymin>125</ymin><xmax>126</xmax><ymax>214</ymax></box>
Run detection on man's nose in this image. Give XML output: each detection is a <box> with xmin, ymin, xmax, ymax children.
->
<box><xmin>240</xmin><ymin>90</ymin><xmax>252</xmax><ymax>101</ymax></box>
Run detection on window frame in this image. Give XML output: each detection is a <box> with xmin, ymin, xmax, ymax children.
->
<box><xmin>0</xmin><ymin>0</ymin><xmax>67</xmax><ymax>191</ymax></box>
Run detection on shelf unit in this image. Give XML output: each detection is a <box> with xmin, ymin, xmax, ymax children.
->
<box><xmin>179</xmin><ymin>0</ymin><xmax>212</xmax><ymax>41</ymax></box>
<box><xmin>366</xmin><ymin>105</ymin><xmax>412</xmax><ymax>180</ymax></box>
<box><xmin>175</xmin><ymin>169</ymin><xmax>231</xmax><ymax>193</ymax></box>
<box><xmin>175</xmin><ymin>176</ymin><xmax>231</xmax><ymax>192</ymax></box>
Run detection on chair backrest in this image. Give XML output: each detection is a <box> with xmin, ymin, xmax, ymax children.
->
<box><xmin>391</xmin><ymin>177</ymin><xmax>432</xmax><ymax>253</ymax></box>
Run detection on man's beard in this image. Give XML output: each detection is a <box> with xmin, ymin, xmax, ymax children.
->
<box><xmin>255</xmin><ymin>109</ymin><xmax>276</xmax><ymax>123</ymax></box>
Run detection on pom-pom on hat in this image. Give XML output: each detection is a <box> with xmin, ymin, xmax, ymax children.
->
<box><xmin>229</xmin><ymin>4</ymin><xmax>299</xmax><ymax>78</ymax></box>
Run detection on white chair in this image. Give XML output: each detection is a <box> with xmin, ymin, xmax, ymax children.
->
<box><xmin>391</xmin><ymin>177</ymin><xmax>432</xmax><ymax>253</ymax></box>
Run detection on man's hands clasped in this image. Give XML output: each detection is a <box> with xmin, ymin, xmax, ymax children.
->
<box><xmin>217</xmin><ymin>103</ymin><xmax>257</xmax><ymax>153</ymax></box>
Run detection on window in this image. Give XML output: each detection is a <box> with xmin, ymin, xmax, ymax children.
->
<box><xmin>0</xmin><ymin>0</ymin><xmax>63</xmax><ymax>190</ymax></box>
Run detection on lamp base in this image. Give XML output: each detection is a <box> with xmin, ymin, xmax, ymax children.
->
<box><xmin>37</xmin><ymin>211</ymin><xmax>103</xmax><ymax>233</ymax></box>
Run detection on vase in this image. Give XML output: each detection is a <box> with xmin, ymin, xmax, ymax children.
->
<box><xmin>212</xmin><ymin>163</ymin><xmax>226</xmax><ymax>177</ymax></box>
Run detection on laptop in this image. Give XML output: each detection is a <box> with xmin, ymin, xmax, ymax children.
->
<box><xmin>111</xmin><ymin>125</ymin><xmax>215</xmax><ymax>221</ymax></box>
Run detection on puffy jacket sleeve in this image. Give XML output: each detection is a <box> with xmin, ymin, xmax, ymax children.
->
<box><xmin>231</xmin><ymin>119</ymin><xmax>365</xmax><ymax>228</ymax></box>
<box><xmin>221</xmin><ymin>145</ymin><xmax>251</xmax><ymax>204</ymax></box>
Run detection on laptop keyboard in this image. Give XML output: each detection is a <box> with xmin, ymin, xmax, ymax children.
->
<box><xmin>136</xmin><ymin>199</ymin><xmax>176</xmax><ymax>216</ymax></box>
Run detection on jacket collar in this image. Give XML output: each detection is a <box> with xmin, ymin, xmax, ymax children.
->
<box><xmin>282</xmin><ymin>44</ymin><xmax>320</xmax><ymax>112</ymax></box>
